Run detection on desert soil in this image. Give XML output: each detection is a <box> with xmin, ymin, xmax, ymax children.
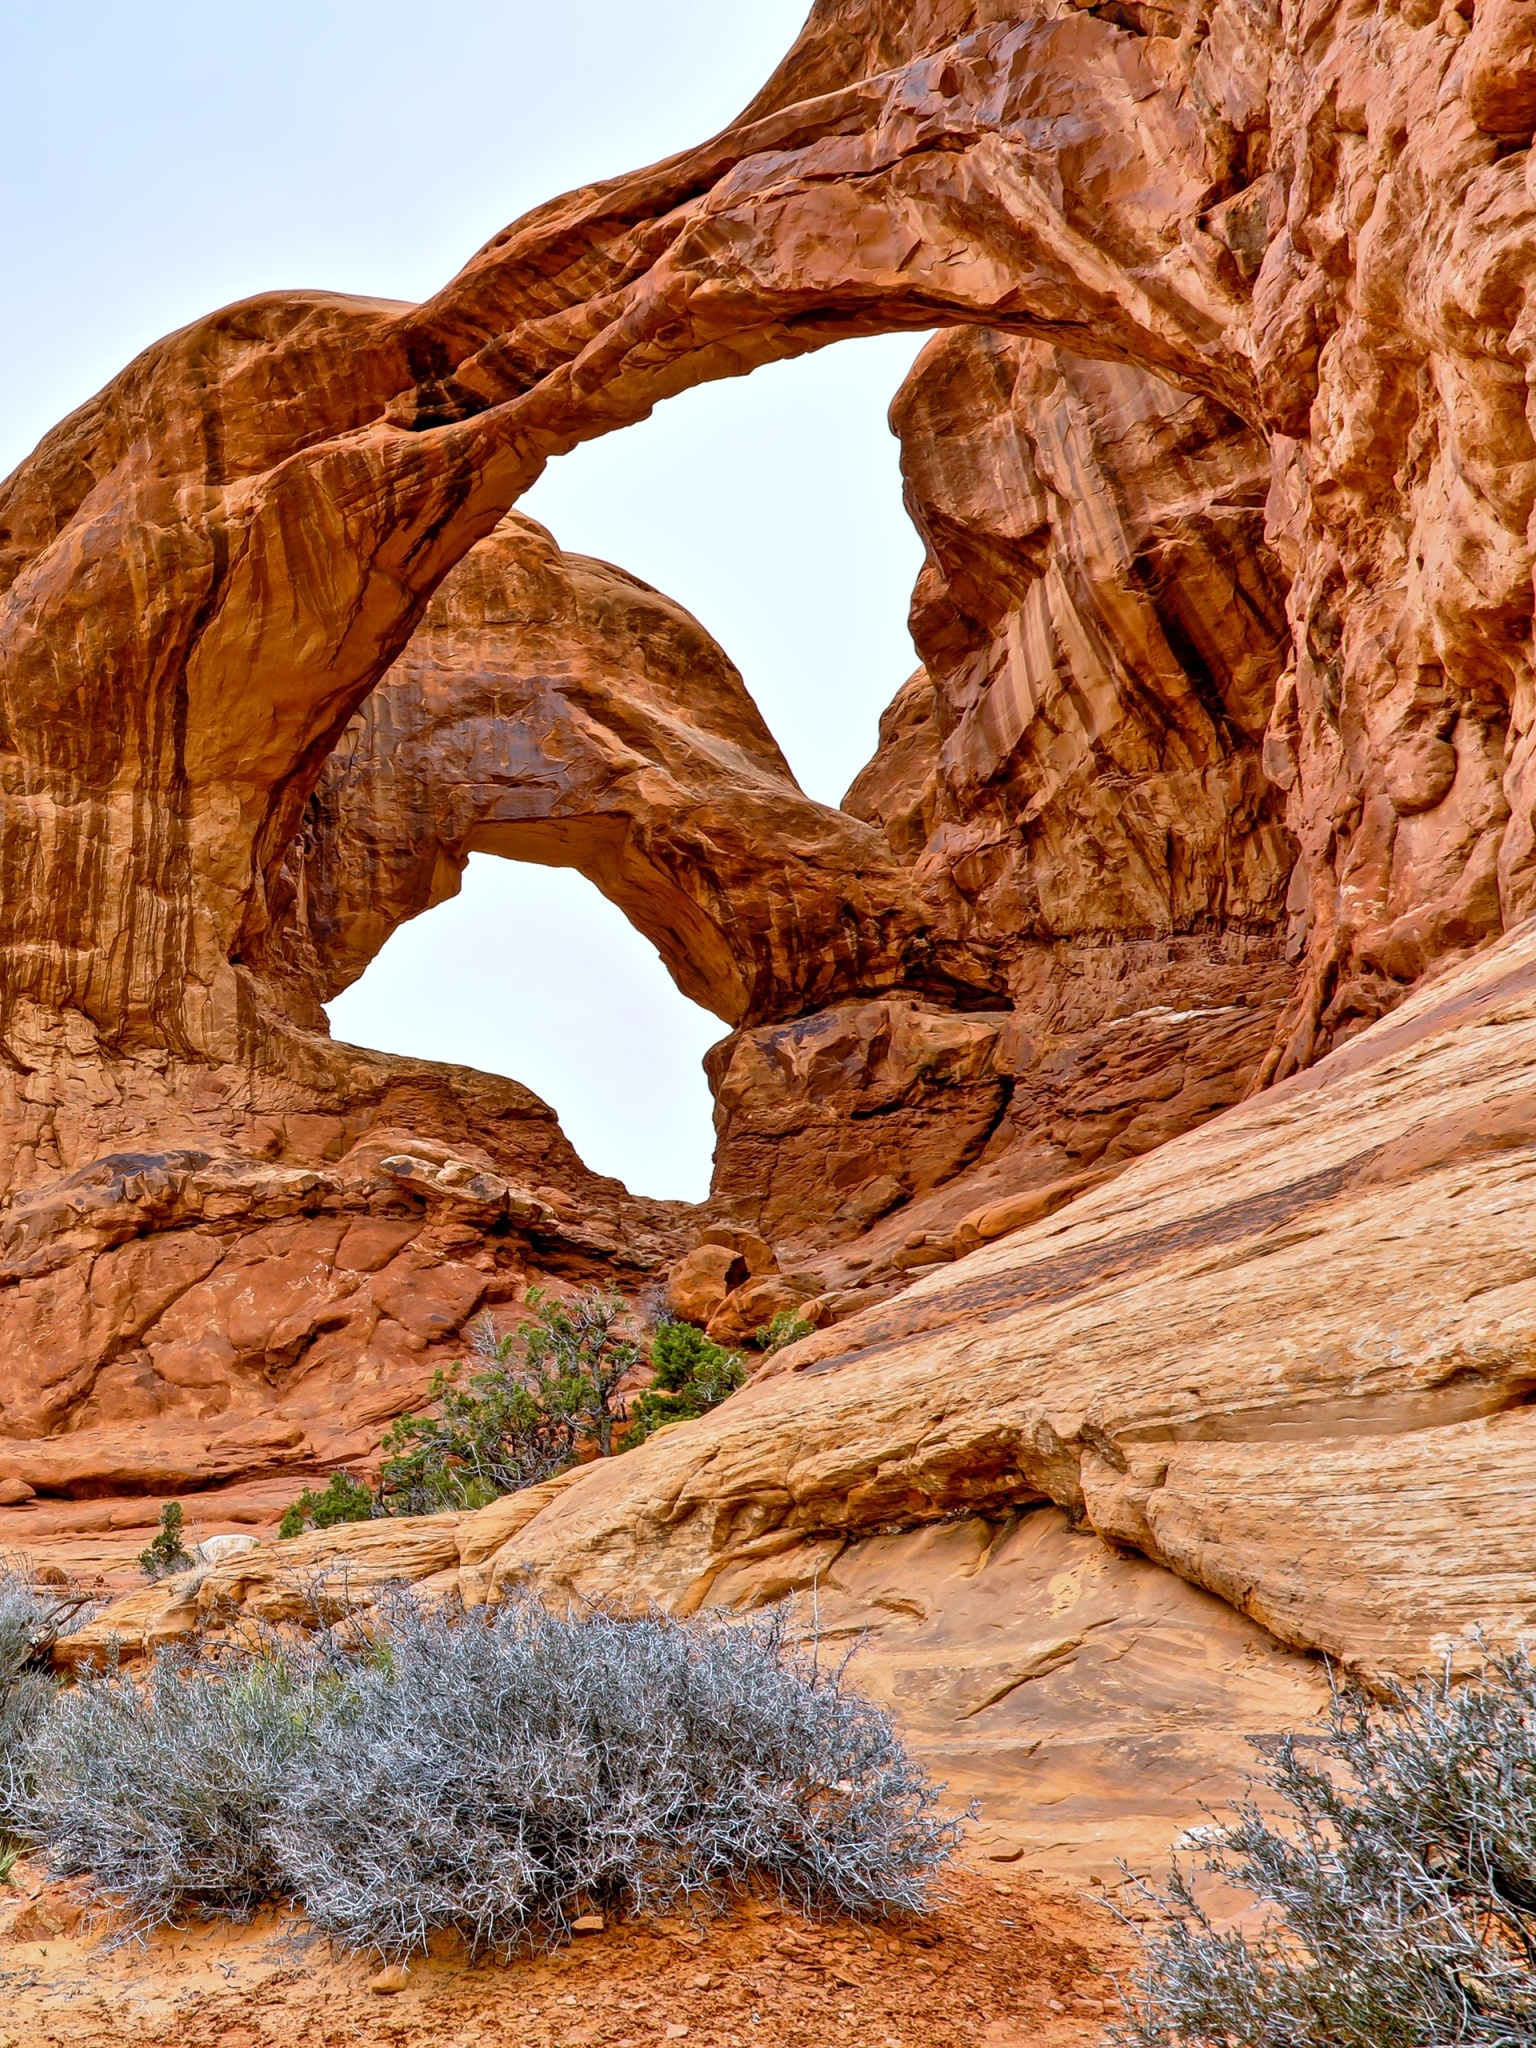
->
<box><xmin>0</xmin><ymin>1859</ymin><xmax>1132</xmax><ymax>2048</ymax></box>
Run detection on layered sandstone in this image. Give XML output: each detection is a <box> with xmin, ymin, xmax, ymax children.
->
<box><xmin>69</xmin><ymin>927</ymin><xmax>1536</xmax><ymax>1858</ymax></box>
<box><xmin>0</xmin><ymin>322</ymin><xmax>1310</xmax><ymax>1469</ymax></box>
<box><xmin>6</xmin><ymin>0</ymin><xmax>1536</xmax><ymax>1882</ymax></box>
<box><xmin>0</xmin><ymin>1112</ymin><xmax>690</xmax><ymax>1495</ymax></box>
<box><xmin>6</xmin><ymin>0</ymin><xmax>1536</xmax><ymax>1088</ymax></box>
<box><xmin>267</xmin><ymin>514</ymin><xmax>993</xmax><ymax>1032</ymax></box>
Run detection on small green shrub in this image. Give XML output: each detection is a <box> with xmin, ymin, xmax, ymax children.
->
<box><xmin>754</xmin><ymin>1307</ymin><xmax>814</xmax><ymax>1354</ymax></box>
<box><xmin>379</xmin><ymin>1289</ymin><xmax>639</xmax><ymax>1515</ymax></box>
<box><xmin>137</xmin><ymin>1502</ymin><xmax>193</xmax><ymax>1580</ymax></box>
<box><xmin>518</xmin><ymin>1285</ymin><xmax>639</xmax><ymax>1458</ymax></box>
<box><xmin>279</xmin><ymin>1471</ymin><xmax>379</xmax><ymax>1541</ymax></box>
<box><xmin>1113</xmin><ymin>1643</ymin><xmax>1536</xmax><ymax>2046</ymax></box>
<box><xmin>623</xmin><ymin>1320</ymin><xmax>746</xmax><ymax>1448</ymax></box>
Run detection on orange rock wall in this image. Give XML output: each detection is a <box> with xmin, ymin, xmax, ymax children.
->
<box><xmin>6</xmin><ymin>0</ymin><xmax>1536</xmax><ymax>1578</ymax></box>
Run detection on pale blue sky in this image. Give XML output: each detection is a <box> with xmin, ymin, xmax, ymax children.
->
<box><xmin>3</xmin><ymin>4</ymin><xmax>931</xmax><ymax>1201</ymax></box>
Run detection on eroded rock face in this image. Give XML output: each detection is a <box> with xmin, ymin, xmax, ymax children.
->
<box><xmin>79</xmin><ymin>924</ymin><xmax>1536</xmax><ymax>1688</ymax></box>
<box><xmin>734</xmin><ymin>0</ymin><xmax>1536</xmax><ymax>1065</ymax></box>
<box><xmin>257</xmin><ymin>331</ymin><xmax>1296</xmax><ymax>1258</ymax></box>
<box><xmin>71</xmin><ymin>929</ymin><xmax>1536</xmax><ymax>1860</ymax></box>
<box><xmin>787</xmin><ymin>326</ymin><xmax>1297</xmax><ymax>1242</ymax></box>
<box><xmin>267</xmin><ymin>514</ymin><xmax>994</xmax><ymax>1032</ymax></box>
<box><xmin>0</xmin><ymin>1</ymin><xmax>1250</xmax><ymax>1079</ymax></box>
<box><xmin>6</xmin><ymin>0</ymin><xmax>1536</xmax><ymax>1090</ymax></box>
<box><xmin>0</xmin><ymin>1112</ymin><xmax>687</xmax><ymax>1492</ymax></box>
<box><xmin>867</xmin><ymin>332</ymin><xmax>1293</xmax><ymax>956</ymax></box>
<box><xmin>10</xmin><ymin>0</ymin><xmax>1536</xmax><ymax>1852</ymax></box>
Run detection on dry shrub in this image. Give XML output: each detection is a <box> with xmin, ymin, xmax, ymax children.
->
<box><xmin>1115</xmin><ymin>1644</ymin><xmax>1536</xmax><ymax>2047</ymax></box>
<box><xmin>21</xmin><ymin>1642</ymin><xmax>336</xmax><ymax>1926</ymax></box>
<box><xmin>0</xmin><ymin>1559</ymin><xmax>85</xmax><ymax>1833</ymax></box>
<box><xmin>19</xmin><ymin>1593</ymin><xmax>960</xmax><ymax>1956</ymax></box>
<box><xmin>272</xmin><ymin>1595</ymin><xmax>960</xmax><ymax>1958</ymax></box>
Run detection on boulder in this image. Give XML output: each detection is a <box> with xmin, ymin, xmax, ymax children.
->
<box><xmin>666</xmin><ymin>1245</ymin><xmax>747</xmax><ymax>1327</ymax></box>
<box><xmin>705</xmin><ymin>1274</ymin><xmax>824</xmax><ymax>1348</ymax></box>
<box><xmin>191</xmin><ymin>1534</ymin><xmax>262</xmax><ymax>1567</ymax></box>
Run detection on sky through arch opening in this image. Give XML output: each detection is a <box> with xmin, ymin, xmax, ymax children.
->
<box><xmin>325</xmin><ymin>856</ymin><xmax>725</xmax><ymax>1204</ymax></box>
<box><xmin>323</xmin><ymin>333</ymin><xmax>933</xmax><ymax>1202</ymax></box>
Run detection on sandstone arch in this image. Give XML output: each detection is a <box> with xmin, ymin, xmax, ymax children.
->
<box><xmin>262</xmin><ymin>513</ymin><xmax>997</xmax><ymax>1034</ymax></box>
<box><xmin>0</xmin><ymin>2</ymin><xmax>1248</xmax><ymax>1084</ymax></box>
<box><xmin>9</xmin><ymin>0</ymin><xmax>1536</xmax><ymax>1787</ymax></box>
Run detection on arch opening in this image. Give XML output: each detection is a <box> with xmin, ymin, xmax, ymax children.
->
<box><xmin>307</xmin><ymin>334</ymin><xmax>953</xmax><ymax>1205</ymax></box>
<box><xmin>325</xmin><ymin>855</ymin><xmax>725</xmax><ymax>1204</ymax></box>
<box><xmin>519</xmin><ymin>331</ymin><xmax>932</xmax><ymax>808</ymax></box>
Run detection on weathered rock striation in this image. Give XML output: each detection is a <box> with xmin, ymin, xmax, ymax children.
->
<box><xmin>762</xmin><ymin>326</ymin><xmax>1297</xmax><ymax>1247</ymax></box>
<box><xmin>7</xmin><ymin>0</ymin><xmax>1536</xmax><ymax>1082</ymax></box>
<box><xmin>8</xmin><ymin>0</ymin><xmax>1536</xmax><ymax>1866</ymax></box>
<box><xmin>71</xmin><ymin>925</ymin><xmax>1536</xmax><ymax>1862</ymax></box>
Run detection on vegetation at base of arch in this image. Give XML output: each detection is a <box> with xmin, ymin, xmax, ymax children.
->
<box><xmin>278</xmin><ymin>1471</ymin><xmax>379</xmax><ymax>1540</ymax></box>
<box><xmin>278</xmin><ymin>1291</ymin><xmax>748</xmax><ymax>1531</ymax></box>
<box><xmin>754</xmin><ymin>1307</ymin><xmax>815</xmax><ymax>1354</ymax></box>
<box><xmin>7</xmin><ymin>1590</ymin><xmax>961</xmax><ymax>1954</ymax></box>
<box><xmin>621</xmin><ymin>1319</ymin><xmax>745</xmax><ymax>1449</ymax></box>
<box><xmin>377</xmin><ymin>1288</ymin><xmax>638</xmax><ymax>1516</ymax></box>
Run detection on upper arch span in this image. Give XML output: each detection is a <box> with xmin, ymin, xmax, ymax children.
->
<box><xmin>0</xmin><ymin>2</ymin><xmax>1246</xmax><ymax>1060</ymax></box>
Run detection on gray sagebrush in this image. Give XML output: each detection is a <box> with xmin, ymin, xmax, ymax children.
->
<box><xmin>1113</xmin><ymin>1641</ymin><xmax>1536</xmax><ymax>2047</ymax></box>
<box><xmin>15</xmin><ymin>1591</ymin><xmax>959</xmax><ymax>1955</ymax></box>
<box><xmin>20</xmin><ymin>1640</ymin><xmax>341</xmax><ymax>1927</ymax></box>
<box><xmin>0</xmin><ymin>1559</ymin><xmax>86</xmax><ymax>1833</ymax></box>
<box><xmin>268</xmin><ymin>1592</ymin><xmax>962</xmax><ymax>1960</ymax></box>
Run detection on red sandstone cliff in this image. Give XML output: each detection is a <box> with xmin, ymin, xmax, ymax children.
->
<box><xmin>5</xmin><ymin>0</ymin><xmax>1536</xmax><ymax>1873</ymax></box>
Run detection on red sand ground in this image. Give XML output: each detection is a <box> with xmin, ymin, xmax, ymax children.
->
<box><xmin>0</xmin><ymin>1859</ymin><xmax>1135</xmax><ymax>2048</ymax></box>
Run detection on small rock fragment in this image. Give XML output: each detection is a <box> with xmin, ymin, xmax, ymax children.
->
<box><xmin>369</xmin><ymin>1962</ymin><xmax>410</xmax><ymax>1994</ymax></box>
<box><xmin>572</xmin><ymin>1912</ymin><xmax>606</xmax><ymax>1934</ymax></box>
<box><xmin>11</xmin><ymin>1895</ymin><xmax>84</xmax><ymax>1941</ymax></box>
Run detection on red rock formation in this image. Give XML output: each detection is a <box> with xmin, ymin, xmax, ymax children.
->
<box><xmin>0</xmin><ymin>1109</ymin><xmax>688</xmax><ymax>1495</ymax></box>
<box><xmin>877</xmin><ymin>332</ymin><xmax>1292</xmax><ymax>962</ymax></box>
<box><xmin>8</xmin><ymin>0</ymin><xmax>1536</xmax><ymax>1851</ymax></box>
<box><xmin>78</xmin><ymin>922</ymin><xmax>1536</xmax><ymax>1681</ymax></box>
<box><xmin>64</xmin><ymin>928</ymin><xmax>1536</xmax><ymax>1876</ymax></box>
<box><xmin>267</xmin><ymin>513</ymin><xmax>994</xmax><ymax>1032</ymax></box>
<box><xmin>751</xmin><ymin>327</ymin><xmax>1296</xmax><ymax>1248</ymax></box>
<box><xmin>0</xmin><ymin>0</ymin><xmax>1248</xmax><ymax>1083</ymax></box>
<box><xmin>7</xmin><ymin>0</ymin><xmax>1535</xmax><ymax>1103</ymax></box>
